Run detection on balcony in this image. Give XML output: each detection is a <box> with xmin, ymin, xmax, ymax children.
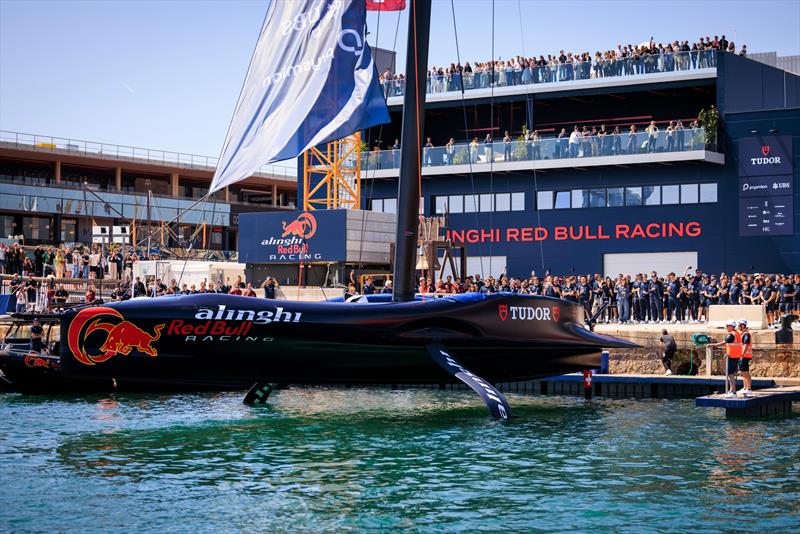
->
<box><xmin>360</xmin><ymin>128</ymin><xmax>724</xmax><ymax>178</ymax></box>
<box><xmin>0</xmin><ymin>182</ymin><xmax>229</xmax><ymax>226</ymax></box>
<box><xmin>382</xmin><ymin>51</ymin><xmax>718</xmax><ymax>105</ymax></box>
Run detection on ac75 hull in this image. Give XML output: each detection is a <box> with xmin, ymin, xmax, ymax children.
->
<box><xmin>59</xmin><ymin>293</ymin><xmax>637</xmax><ymax>386</ymax></box>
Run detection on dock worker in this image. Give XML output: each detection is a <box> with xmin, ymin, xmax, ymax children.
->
<box><xmin>710</xmin><ymin>320</ymin><xmax>742</xmax><ymax>397</ymax></box>
<box><xmin>659</xmin><ymin>329</ymin><xmax>676</xmax><ymax>375</ymax></box>
<box><xmin>737</xmin><ymin>319</ymin><xmax>753</xmax><ymax>397</ymax></box>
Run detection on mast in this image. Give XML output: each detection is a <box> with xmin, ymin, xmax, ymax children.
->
<box><xmin>392</xmin><ymin>0</ymin><xmax>432</xmax><ymax>302</ymax></box>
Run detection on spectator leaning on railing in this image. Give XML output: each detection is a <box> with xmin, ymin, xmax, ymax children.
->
<box><xmin>381</xmin><ymin>35</ymin><xmax>744</xmax><ymax>97</ymax></box>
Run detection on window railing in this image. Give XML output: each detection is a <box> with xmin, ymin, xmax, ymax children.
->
<box><xmin>362</xmin><ymin>127</ymin><xmax>710</xmax><ymax>171</ymax></box>
<box><xmin>0</xmin><ymin>130</ymin><xmax>296</xmax><ymax>179</ymax></box>
<box><xmin>380</xmin><ymin>50</ymin><xmax>718</xmax><ymax>98</ymax></box>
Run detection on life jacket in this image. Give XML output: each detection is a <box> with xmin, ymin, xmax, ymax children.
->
<box><xmin>741</xmin><ymin>330</ymin><xmax>752</xmax><ymax>359</ymax></box>
<box><xmin>725</xmin><ymin>329</ymin><xmax>742</xmax><ymax>358</ymax></box>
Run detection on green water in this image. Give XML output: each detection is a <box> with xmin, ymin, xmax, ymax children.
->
<box><xmin>1</xmin><ymin>389</ymin><xmax>799</xmax><ymax>532</ymax></box>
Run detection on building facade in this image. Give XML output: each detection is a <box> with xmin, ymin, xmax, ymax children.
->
<box><xmin>0</xmin><ymin>133</ymin><xmax>298</xmax><ymax>252</ymax></box>
<box><xmin>301</xmin><ymin>52</ymin><xmax>799</xmax><ymax>277</ymax></box>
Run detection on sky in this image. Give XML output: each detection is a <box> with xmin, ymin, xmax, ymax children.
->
<box><xmin>1</xmin><ymin>0</ymin><xmax>798</xmax><ymax>162</ymax></box>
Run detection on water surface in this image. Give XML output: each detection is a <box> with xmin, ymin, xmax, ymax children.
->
<box><xmin>1</xmin><ymin>389</ymin><xmax>798</xmax><ymax>532</ymax></box>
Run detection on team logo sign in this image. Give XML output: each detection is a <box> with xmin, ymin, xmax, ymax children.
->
<box><xmin>281</xmin><ymin>212</ymin><xmax>317</xmax><ymax>239</ymax></box>
<box><xmin>498</xmin><ymin>304</ymin><xmax>508</xmax><ymax>321</ymax></box>
<box><xmin>553</xmin><ymin>307</ymin><xmax>560</xmax><ymax>321</ymax></box>
<box><xmin>67</xmin><ymin>307</ymin><xmax>165</xmax><ymax>365</ymax></box>
<box><xmin>761</xmin><ymin>145</ymin><xmax>770</xmax><ymax>157</ymax></box>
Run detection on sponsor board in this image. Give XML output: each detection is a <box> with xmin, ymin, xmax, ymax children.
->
<box><xmin>738</xmin><ymin>135</ymin><xmax>793</xmax><ymax>176</ymax></box>
<box><xmin>738</xmin><ymin>175</ymin><xmax>793</xmax><ymax>197</ymax></box>
<box><xmin>738</xmin><ymin>196</ymin><xmax>794</xmax><ymax>237</ymax></box>
<box><xmin>239</xmin><ymin>210</ymin><xmax>347</xmax><ymax>263</ymax></box>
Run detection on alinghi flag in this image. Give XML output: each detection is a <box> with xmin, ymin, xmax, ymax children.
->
<box><xmin>209</xmin><ymin>0</ymin><xmax>390</xmax><ymax>195</ymax></box>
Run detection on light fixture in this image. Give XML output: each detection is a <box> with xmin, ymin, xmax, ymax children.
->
<box><xmin>769</xmin><ymin>128</ymin><xmax>778</xmax><ymax>133</ymax></box>
<box><xmin>750</xmin><ymin>129</ymin><xmax>758</xmax><ymax>134</ymax></box>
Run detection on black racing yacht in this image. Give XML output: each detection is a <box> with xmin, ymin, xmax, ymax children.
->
<box><xmin>38</xmin><ymin>1</ymin><xmax>637</xmax><ymax>417</ymax></box>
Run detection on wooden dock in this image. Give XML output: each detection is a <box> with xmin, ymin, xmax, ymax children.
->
<box><xmin>383</xmin><ymin>374</ymin><xmax>776</xmax><ymax>400</ymax></box>
<box><xmin>696</xmin><ymin>386</ymin><xmax>800</xmax><ymax>417</ymax></box>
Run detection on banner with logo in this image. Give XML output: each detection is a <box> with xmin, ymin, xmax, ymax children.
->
<box><xmin>738</xmin><ymin>175</ymin><xmax>793</xmax><ymax>197</ymax></box>
<box><xmin>238</xmin><ymin>210</ymin><xmax>347</xmax><ymax>263</ymax></box>
<box><xmin>738</xmin><ymin>135</ymin><xmax>793</xmax><ymax>176</ymax></box>
<box><xmin>209</xmin><ymin>0</ymin><xmax>390</xmax><ymax>194</ymax></box>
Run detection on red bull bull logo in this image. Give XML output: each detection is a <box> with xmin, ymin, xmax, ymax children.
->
<box><xmin>281</xmin><ymin>212</ymin><xmax>317</xmax><ymax>239</ymax></box>
<box><xmin>67</xmin><ymin>307</ymin><xmax>165</xmax><ymax>365</ymax></box>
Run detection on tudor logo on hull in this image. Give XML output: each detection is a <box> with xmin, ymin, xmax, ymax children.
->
<box><xmin>499</xmin><ymin>305</ymin><xmax>558</xmax><ymax>321</ymax></box>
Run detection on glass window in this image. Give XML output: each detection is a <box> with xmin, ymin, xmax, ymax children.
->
<box><xmin>537</xmin><ymin>191</ymin><xmax>553</xmax><ymax>210</ymax></box>
<box><xmin>464</xmin><ymin>194</ymin><xmax>478</xmax><ymax>213</ymax></box>
<box><xmin>555</xmin><ymin>191</ymin><xmax>571</xmax><ymax>209</ymax></box>
<box><xmin>479</xmin><ymin>194</ymin><xmax>493</xmax><ymax>212</ymax></box>
<box><xmin>61</xmin><ymin>219</ymin><xmax>77</xmax><ymax>242</ymax></box>
<box><xmin>681</xmin><ymin>184</ymin><xmax>698</xmax><ymax>204</ymax></box>
<box><xmin>383</xmin><ymin>198</ymin><xmax>398</xmax><ymax>214</ymax></box>
<box><xmin>0</xmin><ymin>215</ymin><xmax>16</xmax><ymax>237</ymax></box>
<box><xmin>495</xmin><ymin>193</ymin><xmax>511</xmax><ymax>211</ymax></box>
<box><xmin>448</xmin><ymin>195</ymin><xmax>463</xmax><ymax>213</ymax></box>
<box><xmin>22</xmin><ymin>216</ymin><xmax>51</xmax><ymax>241</ymax></box>
<box><xmin>511</xmin><ymin>192</ymin><xmax>525</xmax><ymax>211</ymax></box>
<box><xmin>607</xmin><ymin>187</ymin><xmax>624</xmax><ymax>207</ymax></box>
<box><xmin>435</xmin><ymin>196</ymin><xmax>448</xmax><ymax>214</ymax></box>
<box><xmin>643</xmin><ymin>186</ymin><xmax>660</xmax><ymax>205</ymax></box>
<box><xmin>571</xmin><ymin>189</ymin><xmax>588</xmax><ymax>209</ymax></box>
<box><xmin>590</xmin><ymin>188</ymin><xmax>606</xmax><ymax>208</ymax></box>
<box><xmin>700</xmin><ymin>183</ymin><xmax>717</xmax><ymax>203</ymax></box>
<box><xmin>662</xmin><ymin>185</ymin><xmax>680</xmax><ymax>205</ymax></box>
<box><xmin>625</xmin><ymin>187</ymin><xmax>642</xmax><ymax>206</ymax></box>
<box><xmin>371</xmin><ymin>199</ymin><xmax>384</xmax><ymax>212</ymax></box>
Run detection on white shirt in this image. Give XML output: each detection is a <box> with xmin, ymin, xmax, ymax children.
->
<box><xmin>569</xmin><ymin>131</ymin><xmax>581</xmax><ymax>144</ymax></box>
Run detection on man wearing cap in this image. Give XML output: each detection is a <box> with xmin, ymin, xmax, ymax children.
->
<box><xmin>710</xmin><ymin>320</ymin><xmax>742</xmax><ymax>397</ymax></box>
<box><xmin>737</xmin><ymin>319</ymin><xmax>753</xmax><ymax>397</ymax></box>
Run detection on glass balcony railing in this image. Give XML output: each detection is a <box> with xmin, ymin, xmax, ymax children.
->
<box><xmin>361</xmin><ymin>128</ymin><xmax>711</xmax><ymax>171</ymax></box>
<box><xmin>380</xmin><ymin>50</ymin><xmax>718</xmax><ymax>98</ymax></box>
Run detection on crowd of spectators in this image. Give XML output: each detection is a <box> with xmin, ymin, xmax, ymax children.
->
<box><xmin>0</xmin><ymin>242</ymin><xmax>154</xmax><ymax>280</ymax></box>
<box><xmin>380</xmin><ymin>35</ymin><xmax>746</xmax><ymax>95</ymax></box>
<box><xmin>398</xmin><ymin>269</ymin><xmax>800</xmax><ymax>327</ymax></box>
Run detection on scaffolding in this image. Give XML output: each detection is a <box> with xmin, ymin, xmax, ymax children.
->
<box><xmin>302</xmin><ymin>133</ymin><xmax>362</xmax><ymax>211</ymax></box>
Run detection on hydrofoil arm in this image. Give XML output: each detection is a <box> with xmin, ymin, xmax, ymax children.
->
<box><xmin>426</xmin><ymin>343</ymin><xmax>512</xmax><ymax>420</ymax></box>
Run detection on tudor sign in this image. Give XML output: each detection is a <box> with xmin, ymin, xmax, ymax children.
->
<box><xmin>738</xmin><ymin>135</ymin><xmax>793</xmax><ymax>176</ymax></box>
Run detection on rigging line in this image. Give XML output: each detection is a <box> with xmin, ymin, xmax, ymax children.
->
<box><xmin>488</xmin><ymin>0</ymin><xmax>496</xmax><ymax>279</ymax></box>
<box><xmin>413</xmin><ymin>0</ymin><xmax>423</xmax><ymax>291</ymax></box>
<box><xmin>517</xmin><ymin>0</ymin><xmax>545</xmax><ymax>273</ymax></box>
<box><xmin>449</xmin><ymin>0</ymin><xmax>484</xmax><ymax>282</ymax></box>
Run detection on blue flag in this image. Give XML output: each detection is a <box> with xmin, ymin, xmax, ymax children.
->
<box><xmin>210</xmin><ymin>0</ymin><xmax>390</xmax><ymax>194</ymax></box>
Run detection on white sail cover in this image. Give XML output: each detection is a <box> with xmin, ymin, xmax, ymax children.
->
<box><xmin>209</xmin><ymin>0</ymin><xmax>390</xmax><ymax>194</ymax></box>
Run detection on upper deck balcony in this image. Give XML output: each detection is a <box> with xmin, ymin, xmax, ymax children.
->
<box><xmin>360</xmin><ymin>127</ymin><xmax>724</xmax><ymax>178</ymax></box>
<box><xmin>383</xmin><ymin>50</ymin><xmax>718</xmax><ymax>106</ymax></box>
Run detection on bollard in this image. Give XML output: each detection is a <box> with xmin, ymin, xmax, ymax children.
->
<box><xmin>705</xmin><ymin>346</ymin><xmax>714</xmax><ymax>376</ymax></box>
<box><xmin>583</xmin><ymin>370</ymin><xmax>593</xmax><ymax>400</ymax></box>
<box><xmin>600</xmin><ymin>350</ymin><xmax>609</xmax><ymax>374</ymax></box>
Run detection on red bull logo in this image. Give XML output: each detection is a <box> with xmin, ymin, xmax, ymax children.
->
<box><xmin>67</xmin><ymin>307</ymin><xmax>165</xmax><ymax>365</ymax></box>
<box><xmin>281</xmin><ymin>212</ymin><xmax>317</xmax><ymax>239</ymax></box>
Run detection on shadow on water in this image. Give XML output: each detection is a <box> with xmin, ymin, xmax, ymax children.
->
<box><xmin>3</xmin><ymin>388</ymin><xmax>800</xmax><ymax>531</ymax></box>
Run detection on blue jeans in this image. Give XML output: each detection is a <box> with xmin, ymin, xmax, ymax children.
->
<box><xmin>617</xmin><ymin>298</ymin><xmax>630</xmax><ymax>323</ymax></box>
